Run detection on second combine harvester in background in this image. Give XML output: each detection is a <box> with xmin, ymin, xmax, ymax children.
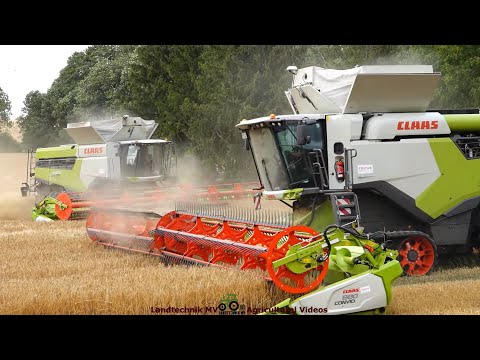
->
<box><xmin>21</xmin><ymin>115</ymin><xmax>177</xmax><ymax>220</ymax></box>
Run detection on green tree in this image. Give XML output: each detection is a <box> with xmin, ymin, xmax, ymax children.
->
<box><xmin>17</xmin><ymin>91</ymin><xmax>55</xmax><ymax>149</ymax></box>
<box><xmin>189</xmin><ymin>45</ymin><xmax>310</xmax><ymax>178</ymax></box>
<box><xmin>73</xmin><ymin>45</ymin><xmax>137</xmax><ymax>120</ymax></box>
<box><xmin>19</xmin><ymin>46</ymin><xmax>139</xmax><ymax>148</ymax></box>
<box><xmin>415</xmin><ymin>45</ymin><xmax>480</xmax><ymax>109</ymax></box>
<box><xmin>123</xmin><ymin>45</ymin><xmax>204</xmax><ymax>145</ymax></box>
<box><xmin>305</xmin><ymin>45</ymin><xmax>414</xmax><ymax>68</ymax></box>
<box><xmin>47</xmin><ymin>45</ymin><xmax>137</xmax><ymax>128</ymax></box>
<box><xmin>0</xmin><ymin>86</ymin><xmax>12</xmax><ymax>128</ymax></box>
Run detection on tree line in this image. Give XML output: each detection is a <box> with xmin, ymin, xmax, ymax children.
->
<box><xmin>1</xmin><ymin>45</ymin><xmax>479</xmax><ymax>174</ymax></box>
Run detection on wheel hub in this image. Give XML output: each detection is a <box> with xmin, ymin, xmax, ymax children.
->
<box><xmin>398</xmin><ymin>236</ymin><xmax>436</xmax><ymax>276</ymax></box>
<box><xmin>407</xmin><ymin>249</ymin><xmax>418</xmax><ymax>262</ymax></box>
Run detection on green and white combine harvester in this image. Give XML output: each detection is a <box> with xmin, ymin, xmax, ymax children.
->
<box><xmin>239</xmin><ymin>64</ymin><xmax>480</xmax><ymax>278</ymax></box>
<box><xmin>22</xmin><ymin>116</ymin><xmax>260</xmax><ymax>221</ymax></box>
<box><xmin>21</xmin><ymin>115</ymin><xmax>177</xmax><ymax>221</ymax></box>
<box><xmin>41</xmin><ymin>65</ymin><xmax>480</xmax><ymax>315</ymax></box>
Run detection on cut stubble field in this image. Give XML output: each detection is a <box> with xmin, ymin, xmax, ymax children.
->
<box><xmin>2</xmin><ymin>153</ymin><xmax>480</xmax><ymax>315</ymax></box>
<box><xmin>1</xmin><ymin>220</ymin><xmax>480</xmax><ymax>315</ymax></box>
<box><xmin>0</xmin><ymin>220</ymin><xmax>285</xmax><ymax>314</ymax></box>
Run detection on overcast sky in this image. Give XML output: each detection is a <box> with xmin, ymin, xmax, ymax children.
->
<box><xmin>0</xmin><ymin>45</ymin><xmax>90</xmax><ymax>120</ymax></box>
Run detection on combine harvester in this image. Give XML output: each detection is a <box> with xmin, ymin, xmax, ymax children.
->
<box><xmin>21</xmin><ymin>115</ymin><xmax>258</xmax><ymax>221</ymax></box>
<box><xmin>86</xmin><ymin>64</ymin><xmax>480</xmax><ymax>315</ymax></box>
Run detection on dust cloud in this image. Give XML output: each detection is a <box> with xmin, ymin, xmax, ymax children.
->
<box><xmin>368</xmin><ymin>48</ymin><xmax>438</xmax><ymax>68</ymax></box>
<box><xmin>176</xmin><ymin>154</ymin><xmax>217</xmax><ymax>185</ymax></box>
<box><xmin>0</xmin><ymin>153</ymin><xmax>35</xmax><ymax>220</ymax></box>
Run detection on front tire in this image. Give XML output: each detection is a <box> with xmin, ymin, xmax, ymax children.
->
<box><xmin>392</xmin><ymin>234</ymin><xmax>437</xmax><ymax>276</ymax></box>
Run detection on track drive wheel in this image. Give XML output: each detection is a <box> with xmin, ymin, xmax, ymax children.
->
<box><xmin>396</xmin><ymin>234</ymin><xmax>437</xmax><ymax>276</ymax></box>
<box><xmin>266</xmin><ymin>225</ymin><xmax>329</xmax><ymax>294</ymax></box>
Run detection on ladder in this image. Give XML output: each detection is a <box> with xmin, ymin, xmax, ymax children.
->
<box><xmin>330</xmin><ymin>191</ymin><xmax>361</xmax><ymax>228</ymax></box>
<box><xmin>26</xmin><ymin>148</ymin><xmax>37</xmax><ymax>195</ymax></box>
<box><xmin>307</xmin><ymin>149</ymin><xmax>329</xmax><ymax>190</ymax></box>
<box><xmin>28</xmin><ymin>149</ymin><xmax>37</xmax><ymax>189</ymax></box>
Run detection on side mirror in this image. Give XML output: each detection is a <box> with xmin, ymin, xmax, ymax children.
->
<box><xmin>20</xmin><ymin>183</ymin><xmax>29</xmax><ymax>197</ymax></box>
<box><xmin>296</xmin><ymin>125</ymin><xmax>306</xmax><ymax>145</ymax></box>
<box><xmin>242</xmin><ymin>132</ymin><xmax>250</xmax><ymax>151</ymax></box>
<box><xmin>296</xmin><ymin>125</ymin><xmax>311</xmax><ymax>145</ymax></box>
<box><xmin>244</xmin><ymin>138</ymin><xmax>251</xmax><ymax>151</ymax></box>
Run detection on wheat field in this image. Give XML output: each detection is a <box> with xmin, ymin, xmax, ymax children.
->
<box><xmin>390</xmin><ymin>267</ymin><xmax>480</xmax><ymax>314</ymax></box>
<box><xmin>1</xmin><ymin>153</ymin><xmax>480</xmax><ymax>315</ymax></box>
<box><xmin>2</xmin><ymin>219</ymin><xmax>480</xmax><ymax>315</ymax></box>
<box><xmin>0</xmin><ymin>220</ymin><xmax>286</xmax><ymax>314</ymax></box>
<box><xmin>0</xmin><ymin>153</ymin><xmax>286</xmax><ymax>314</ymax></box>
